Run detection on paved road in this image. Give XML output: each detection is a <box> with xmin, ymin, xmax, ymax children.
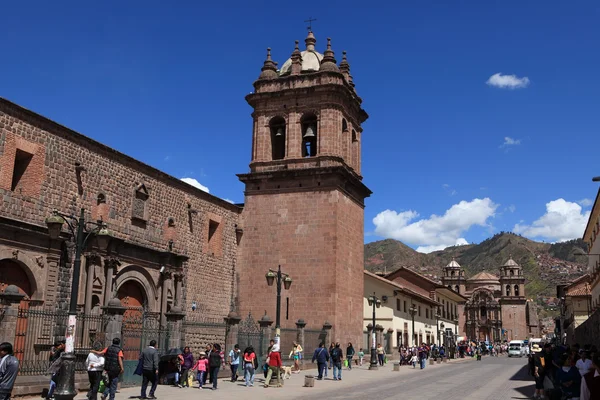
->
<box><xmin>108</xmin><ymin>356</ymin><xmax>534</xmax><ymax>400</ymax></box>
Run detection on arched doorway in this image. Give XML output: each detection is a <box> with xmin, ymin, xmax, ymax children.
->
<box><xmin>0</xmin><ymin>259</ymin><xmax>33</xmax><ymax>362</ymax></box>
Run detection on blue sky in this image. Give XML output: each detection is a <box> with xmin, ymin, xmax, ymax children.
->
<box><xmin>2</xmin><ymin>1</ymin><xmax>599</xmax><ymax>252</ymax></box>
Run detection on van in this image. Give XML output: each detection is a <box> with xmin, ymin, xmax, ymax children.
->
<box><xmin>508</xmin><ymin>340</ymin><xmax>525</xmax><ymax>357</ymax></box>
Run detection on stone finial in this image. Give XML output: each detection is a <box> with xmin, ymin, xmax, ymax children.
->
<box><xmin>258</xmin><ymin>47</ymin><xmax>278</xmax><ymax>80</ymax></box>
<box><xmin>320</xmin><ymin>37</ymin><xmax>339</xmax><ymax>72</ymax></box>
<box><xmin>291</xmin><ymin>40</ymin><xmax>303</xmax><ymax>76</ymax></box>
<box><xmin>225</xmin><ymin>310</ymin><xmax>241</xmax><ymax>325</ymax></box>
<box><xmin>305</xmin><ymin>30</ymin><xmax>316</xmax><ymax>51</ymax></box>
<box><xmin>339</xmin><ymin>51</ymin><xmax>351</xmax><ymax>81</ymax></box>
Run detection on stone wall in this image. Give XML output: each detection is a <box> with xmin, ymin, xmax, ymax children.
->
<box><xmin>0</xmin><ymin>98</ymin><xmax>241</xmax><ymax>320</ymax></box>
<box><xmin>574</xmin><ymin>309</ymin><xmax>600</xmax><ymax>349</ymax></box>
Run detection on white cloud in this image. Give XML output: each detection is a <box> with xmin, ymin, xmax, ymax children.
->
<box><xmin>507</xmin><ymin>205</ymin><xmax>516</xmax><ymax>213</ymax></box>
<box><xmin>501</xmin><ymin>137</ymin><xmax>521</xmax><ymax>147</ymax></box>
<box><xmin>442</xmin><ymin>183</ymin><xmax>457</xmax><ymax>196</ymax></box>
<box><xmin>373</xmin><ymin>198</ymin><xmax>499</xmax><ymax>253</ymax></box>
<box><xmin>486</xmin><ymin>73</ymin><xmax>530</xmax><ymax>89</ymax></box>
<box><xmin>181</xmin><ymin>177</ymin><xmax>209</xmax><ymax>193</ymax></box>
<box><xmin>578</xmin><ymin>198</ymin><xmax>593</xmax><ymax>207</ymax></box>
<box><xmin>513</xmin><ymin>199</ymin><xmax>591</xmax><ymax>242</ymax></box>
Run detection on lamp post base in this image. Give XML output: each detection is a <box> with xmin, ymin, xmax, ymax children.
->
<box><xmin>54</xmin><ymin>353</ymin><xmax>77</xmax><ymax>400</ymax></box>
<box><xmin>368</xmin><ymin>348</ymin><xmax>378</xmax><ymax>370</ymax></box>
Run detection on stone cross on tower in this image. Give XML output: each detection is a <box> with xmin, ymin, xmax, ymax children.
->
<box><xmin>304</xmin><ymin>17</ymin><xmax>317</xmax><ymax>31</ymax></box>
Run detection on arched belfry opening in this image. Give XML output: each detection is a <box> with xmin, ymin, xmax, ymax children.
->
<box><xmin>301</xmin><ymin>114</ymin><xmax>317</xmax><ymax>157</ymax></box>
<box><xmin>270</xmin><ymin>116</ymin><xmax>286</xmax><ymax>160</ymax></box>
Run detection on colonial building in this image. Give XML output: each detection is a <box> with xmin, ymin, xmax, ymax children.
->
<box><xmin>561</xmin><ymin>274</ymin><xmax>591</xmax><ymax>345</ymax></box>
<box><xmin>441</xmin><ymin>257</ymin><xmax>531</xmax><ymax>342</ymax></box>
<box><xmin>0</xmin><ymin>28</ymin><xmax>370</xmax><ymax>392</ymax></box>
<box><xmin>237</xmin><ymin>31</ymin><xmax>370</xmax><ymax>347</ymax></box>
<box><xmin>363</xmin><ymin>271</ymin><xmax>441</xmax><ymax>351</ymax></box>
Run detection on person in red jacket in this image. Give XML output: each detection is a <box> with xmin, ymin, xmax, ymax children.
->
<box><xmin>264</xmin><ymin>343</ymin><xmax>282</xmax><ymax>388</ymax></box>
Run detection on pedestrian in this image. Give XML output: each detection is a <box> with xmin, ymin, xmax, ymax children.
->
<box><xmin>531</xmin><ymin>343</ymin><xmax>545</xmax><ymax>399</ymax></box>
<box><xmin>556</xmin><ymin>353</ymin><xmax>580</xmax><ymax>400</ymax></box>
<box><xmin>264</xmin><ymin>342</ymin><xmax>282</xmax><ymax>388</ymax></box>
<box><xmin>328</xmin><ymin>342</ymin><xmax>335</xmax><ymax>370</ymax></box>
<box><xmin>263</xmin><ymin>340</ymin><xmax>274</xmax><ymax>379</ymax></box>
<box><xmin>99</xmin><ymin>338</ymin><xmax>124</xmax><ymax>400</ymax></box>
<box><xmin>581</xmin><ymin>354</ymin><xmax>600</xmax><ymax>400</ymax></box>
<box><xmin>86</xmin><ymin>342</ymin><xmax>105</xmax><ymax>400</ymax></box>
<box><xmin>242</xmin><ymin>346</ymin><xmax>258</xmax><ymax>387</ymax></box>
<box><xmin>577</xmin><ymin>351</ymin><xmax>593</xmax><ymax>377</ymax></box>
<box><xmin>311</xmin><ymin>342</ymin><xmax>329</xmax><ymax>380</ymax></box>
<box><xmin>289</xmin><ymin>342</ymin><xmax>303</xmax><ymax>374</ymax></box>
<box><xmin>204</xmin><ymin>344</ymin><xmax>212</xmax><ymax>385</ymax></box>
<box><xmin>180</xmin><ymin>347</ymin><xmax>193</xmax><ymax>387</ymax></box>
<box><xmin>410</xmin><ymin>354</ymin><xmax>418</xmax><ymax>368</ymax></box>
<box><xmin>346</xmin><ymin>342</ymin><xmax>355</xmax><ymax>370</ymax></box>
<box><xmin>208</xmin><ymin>344</ymin><xmax>222</xmax><ymax>390</ymax></box>
<box><xmin>376</xmin><ymin>343</ymin><xmax>385</xmax><ymax>366</ymax></box>
<box><xmin>0</xmin><ymin>342</ymin><xmax>19</xmax><ymax>400</ymax></box>
<box><xmin>358</xmin><ymin>348</ymin><xmax>364</xmax><ymax>366</ymax></box>
<box><xmin>174</xmin><ymin>353</ymin><xmax>184</xmax><ymax>387</ymax></box>
<box><xmin>331</xmin><ymin>343</ymin><xmax>343</xmax><ymax>381</ymax></box>
<box><xmin>228</xmin><ymin>344</ymin><xmax>240</xmax><ymax>382</ymax></box>
<box><xmin>191</xmin><ymin>352</ymin><xmax>208</xmax><ymax>389</ymax></box>
<box><xmin>140</xmin><ymin>340</ymin><xmax>159</xmax><ymax>399</ymax></box>
<box><xmin>46</xmin><ymin>340</ymin><xmax>65</xmax><ymax>400</ymax></box>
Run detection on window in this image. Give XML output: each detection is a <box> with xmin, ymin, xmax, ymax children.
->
<box><xmin>342</xmin><ymin>118</ymin><xmax>348</xmax><ymax>132</ymax></box>
<box><xmin>514</xmin><ymin>285</ymin><xmax>519</xmax><ymax>296</ymax></box>
<box><xmin>301</xmin><ymin>114</ymin><xmax>317</xmax><ymax>157</ymax></box>
<box><xmin>11</xmin><ymin>149</ymin><xmax>33</xmax><ymax>191</ymax></box>
<box><xmin>506</xmin><ymin>285</ymin><xmax>511</xmax><ymax>296</ymax></box>
<box><xmin>97</xmin><ymin>193</ymin><xmax>106</xmax><ymax>205</ymax></box>
<box><xmin>454</xmin><ymin>285</ymin><xmax>459</xmax><ymax>293</ymax></box>
<box><xmin>418</xmin><ymin>306</ymin><xmax>421</xmax><ymax>316</ymax></box>
<box><xmin>270</xmin><ymin>116</ymin><xmax>286</xmax><ymax>160</ymax></box>
<box><xmin>426</xmin><ymin>309</ymin><xmax>429</xmax><ymax>319</ymax></box>
<box><xmin>403</xmin><ymin>301</ymin><xmax>407</xmax><ymax>312</ymax></box>
<box><xmin>510</xmin><ymin>269</ymin><xmax>514</xmax><ymax>276</ymax></box>
<box><xmin>207</xmin><ymin>219</ymin><xmax>222</xmax><ymax>256</ymax></box>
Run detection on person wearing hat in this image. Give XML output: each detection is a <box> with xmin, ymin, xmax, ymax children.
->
<box><xmin>191</xmin><ymin>352</ymin><xmax>208</xmax><ymax>389</ymax></box>
<box><xmin>264</xmin><ymin>342</ymin><xmax>282</xmax><ymax>388</ymax></box>
<box><xmin>531</xmin><ymin>344</ymin><xmax>545</xmax><ymax>399</ymax></box>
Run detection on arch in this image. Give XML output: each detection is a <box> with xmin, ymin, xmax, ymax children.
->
<box><xmin>454</xmin><ymin>285</ymin><xmax>459</xmax><ymax>293</ymax></box>
<box><xmin>506</xmin><ymin>285</ymin><xmax>511</xmax><ymax>296</ymax></box>
<box><xmin>114</xmin><ymin>264</ymin><xmax>158</xmax><ymax>312</ymax></box>
<box><xmin>0</xmin><ymin>249</ymin><xmax>43</xmax><ymax>302</ymax></box>
<box><xmin>0</xmin><ymin>259</ymin><xmax>33</xmax><ymax>300</ymax></box>
<box><xmin>342</xmin><ymin>118</ymin><xmax>348</xmax><ymax>132</ymax></box>
<box><xmin>301</xmin><ymin>113</ymin><xmax>318</xmax><ymax>157</ymax></box>
<box><xmin>514</xmin><ymin>285</ymin><xmax>519</xmax><ymax>297</ymax></box>
<box><xmin>269</xmin><ymin>116</ymin><xmax>286</xmax><ymax>160</ymax></box>
<box><xmin>97</xmin><ymin>193</ymin><xmax>106</xmax><ymax>205</ymax></box>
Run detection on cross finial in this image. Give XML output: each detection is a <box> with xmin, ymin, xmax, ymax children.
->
<box><xmin>304</xmin><ymin>17</ymin><xmax>317</xmax><ymax>31</ymax></box>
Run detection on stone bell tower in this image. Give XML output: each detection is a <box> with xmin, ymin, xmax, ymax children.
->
<box><xmin>499</xmin><ymin>256</ymin><xmax>527</xmax><ymax>340</ymax></box>
<box><xmin>237</xmin><ymin>31</ymin><xmax>371</xmax><ymax>346</ymax></box>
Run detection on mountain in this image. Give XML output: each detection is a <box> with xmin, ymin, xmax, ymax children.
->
<box><xmin>364</xmin><ymin>232</ymin><xmax>588</xmax><ymax>299</ymax></box>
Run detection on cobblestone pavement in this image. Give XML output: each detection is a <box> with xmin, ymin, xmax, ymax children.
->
<box><xmin>102</xmin><ymin>356</ymin><xmax>533</xmax><ymax>400</ymax></box>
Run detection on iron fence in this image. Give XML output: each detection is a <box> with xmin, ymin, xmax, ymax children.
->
<box><xmin>13</xmin><ymin>308</ymin><xmax>107</xmax><ymax>376</ymax></box>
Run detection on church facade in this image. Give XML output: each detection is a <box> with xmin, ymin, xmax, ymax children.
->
<box><xmin>441</xmin><ymin>257</ymin><xmax>537</xmax><ymax>342</ymax></box>
<box><xmin>0</xmin><ymin>28</ymin><xmax>369</xmax><ymax>387</ymax></box>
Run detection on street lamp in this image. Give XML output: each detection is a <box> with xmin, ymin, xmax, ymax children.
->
<box><xmin>265</xmin><ymin>265</ymin><xmax>292</xmax><ymax>342</ymax></box>
<box><xmin>435</xmin><ymin>308</ymin><xmax>441</xmax><ymax>345</ymax></box>
<box><xmin>409</xmin><ymin>304</ymin><xmax>417</xmax><ymax>346</ymax></box>
<box><xmin>45</xmin><ymin>208</ymin><xmax>112</xmax><ymax>400</ymax></box>
<box><xmin>440</xmin><ymin>322</ymin><xmax>445</xmax><ymax>348</ymax></box>
<box><xmin>367</xmin><ymin>292</ymin><xmax>381</xmax><ymax>370</ymax></box>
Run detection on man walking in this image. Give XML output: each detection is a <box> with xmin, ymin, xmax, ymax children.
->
<box><xmin>0</xmin><ymin>343</ymin><xmax>19</xmax><ymax>400</ymax></box>
<box><xmin>100</xmin><ymin>338</ymin><xmax>124</xmax><ymax>400</ymax></box>
<box><xmin>312</xmin><ymin>343</ymin><xmax>329</xmax><ymax>380</ymax></box>
<box><xmin>46</xmin><ymin>340</ymin><xmax>65</xmax><ymax>400</ymax></box>
<box><xmin>228</xmin><ymin>344</ymin><xmax>240</xmax><ymax>382</ymax></box>
<box><xmin>140</xmin><ymin>340</ymin><xmax>159</xmax><ymax>399</ymax></box>
<box><xmin>331</xmin><ymin>343</ymin><xmax>343</xmax><ymax>381</ymax></box>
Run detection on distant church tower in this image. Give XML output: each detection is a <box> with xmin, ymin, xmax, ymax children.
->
<box><xmin>237</xmin><ymin>31</ymin><xmax>371</xmax><ymax>345</ymax></box>
<box><xmin>499</xmin><ymin>257</ymin><xmax>527</xmax><ymax>340</ymax></box>
<box><xmin>442</xmin><ymin>258</ymin><xmax>466</xmax><ymax>295</ymax></box>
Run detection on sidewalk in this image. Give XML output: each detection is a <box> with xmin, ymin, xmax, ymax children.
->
<box><xmin>100</xmin><ymin>357</ymin><xmax>476</xmax><ymax>400</ymax></box>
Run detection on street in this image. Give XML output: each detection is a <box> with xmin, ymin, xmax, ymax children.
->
<box><xmin>108</xmin><ymin>356</ymin><xmax>534</xmax><ymax>400</ymax></box>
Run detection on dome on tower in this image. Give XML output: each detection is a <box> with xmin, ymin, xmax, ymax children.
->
<box><xmin>502</xmin><ymin>257</ymin><xmax>519</xmax><ymax>267</ymax></box>
<box><xmin>279</xmin><ymin>31</ymin><xmax>324</xmax><ymax>76</ymax></box>
<box><xmin>445</xmin><ymin>258</ymin><xmax>462</xmax><ymax>269</ymax></box>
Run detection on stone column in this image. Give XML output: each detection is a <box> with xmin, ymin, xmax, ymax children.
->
<box><xmin>174</xmin><ymin>273</ymin><xmax>184</xmax><ymax>307</ymax></box>
<box><xmin>165</xmin><ymin>306</ymin><xmax>186</xmax><ymax>350</ymax></box>
<box><xmin>375</xmin><ymin>324</ymin><xmax>384</xmax><ymax>347</ymax></box>
<box><xmin>0</xmin><ymin>286</ymin><xmax>25</xmax><ymax>344</ymax></box>
<box><xmin>102</xmin><ymin>298</ymin><xmax>126</xmax><ymax>346</ymax></box>
<box><xmin>84</xmin><ymin>257</ymin><xmax>94</xmax><ymax>315</ymax></box>
<box><xmin>224</xmin><ymin>311</ymin><xmax>241</xmax><ymax>353</ymax></box>
<box><xmin>296</xmin><ymin>319</ymin><xmax>306</xmax><ymax>369</ymax></box>
<box><xmin>161</xmin><ymin>272</ymin><xmax>172</xmax><ymax>328</ymax></box>
<box><xmin>104</xmin><ymin>259</ymin><xmax>114</xmax><ymax>306</ymax></box>
<box><xmin>322</xmin><ymin>321</ymin><xmax>332</xmax><ymax>346</ymax></box>
<box><xmin>258</xmin><ymin>313</ymin><xmax>273</xmax><ymax>359</ymax></box>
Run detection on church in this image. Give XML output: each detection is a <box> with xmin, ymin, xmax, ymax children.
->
<box><xmin>0</xmin><ymin>28</ymin><xmax>369</xmax><ymax>391</ymax></box>
<box><xmin>441</xmin><ymin>257</ymin><xmax>539</xmax><ymax>342</ymax></box>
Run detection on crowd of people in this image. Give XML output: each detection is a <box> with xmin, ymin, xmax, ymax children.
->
<box><xmin>529</xmin><ymin>342</ymin><xmax>600</xmax><ymax>400</ymax></box>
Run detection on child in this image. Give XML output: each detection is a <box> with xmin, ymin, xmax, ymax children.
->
<box><xmin>358</xmin><ymin>348</ymin><xmax>364</xmax><ymax>366</ymax></box>
<box><xmin>191</xmin><ymin>352</ymin><xmax>208</xmax><ymax>389</ymax></box>
<box><xmin>410</xmin><ymin>354</ymin><xmax>418</xmax><ymax>368</ymax></box>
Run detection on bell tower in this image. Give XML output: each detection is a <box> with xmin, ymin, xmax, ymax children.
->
<box><xmin>441</xmin><ymin>258</ymin><xmax>466</xmax><ymax>295</ymax></box>
<box><xmin>237</xmin><ymin>31</ymin><xmax>371</xmax><ymax>346</ymax></box>
<box><xmin>499</xmin><ymin>256</ymin><xmax>527</xmax><ymax>340</ymax></box>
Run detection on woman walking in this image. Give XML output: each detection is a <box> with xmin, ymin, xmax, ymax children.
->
<box><xmin>242</xmin><ymin>346</ymin><xmax>258</xmax><ymax>387</ymax></box>
<box><xmin>191</xmin><ymin>352</ymin><xmax>208</xmax><ymax>389</ymax></box>
<box><xmin>346</xmin><ymin>343</ymin><xmax>355</xmax><ymax>370</ymax></box>
<box><xmin>289</xmin><ymin>342</ymin><xmax>303</xmax><ymax>374</ymax></box>
<box><xmin>208</xmin><ymin>344</ymin><xmax>222</xmax><ymax>390</ymax></box>
<box><xmin>376</xmin><ymin>344</ymin><xmax>385</xmax><ymax>366</ymax></box>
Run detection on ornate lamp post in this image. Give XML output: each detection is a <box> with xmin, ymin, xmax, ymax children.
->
<box><xmin>440</xmin><ymin>322</ymin><xmax>445</xmax><ymax>348</ymax></box>
<box><xmin>367</xmin><ymin>292</ymin><xmax>381</xmax><ymax>370</ymax></box>
<box><xmin>409</xmin><ymin>304</ymin><xmax>417</xmax><ymax>346</ymax></box>
<box><xmin>45</xmin><ymin>208</ymin><xmax>112</xmax><ymax>400</ymax></box>
<box><xmin>436</xmin><ymin>308</ymin><xmax>441</xmax><ymax>345</ymax></box>
<box><xmin>265</xmin><ymin>265</ymin><xmax>292</xmax><ymax>344</ymax></box>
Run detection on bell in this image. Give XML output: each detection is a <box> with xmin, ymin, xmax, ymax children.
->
<box><xmin>275</xmin><ymin>127</ymin><xmax>284</xmax><ymax>137</ymax></box>
<box><xmin>303</xmin><ymin>125</ymin><xmax>316</xmax><ymax>138</ymax></box>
